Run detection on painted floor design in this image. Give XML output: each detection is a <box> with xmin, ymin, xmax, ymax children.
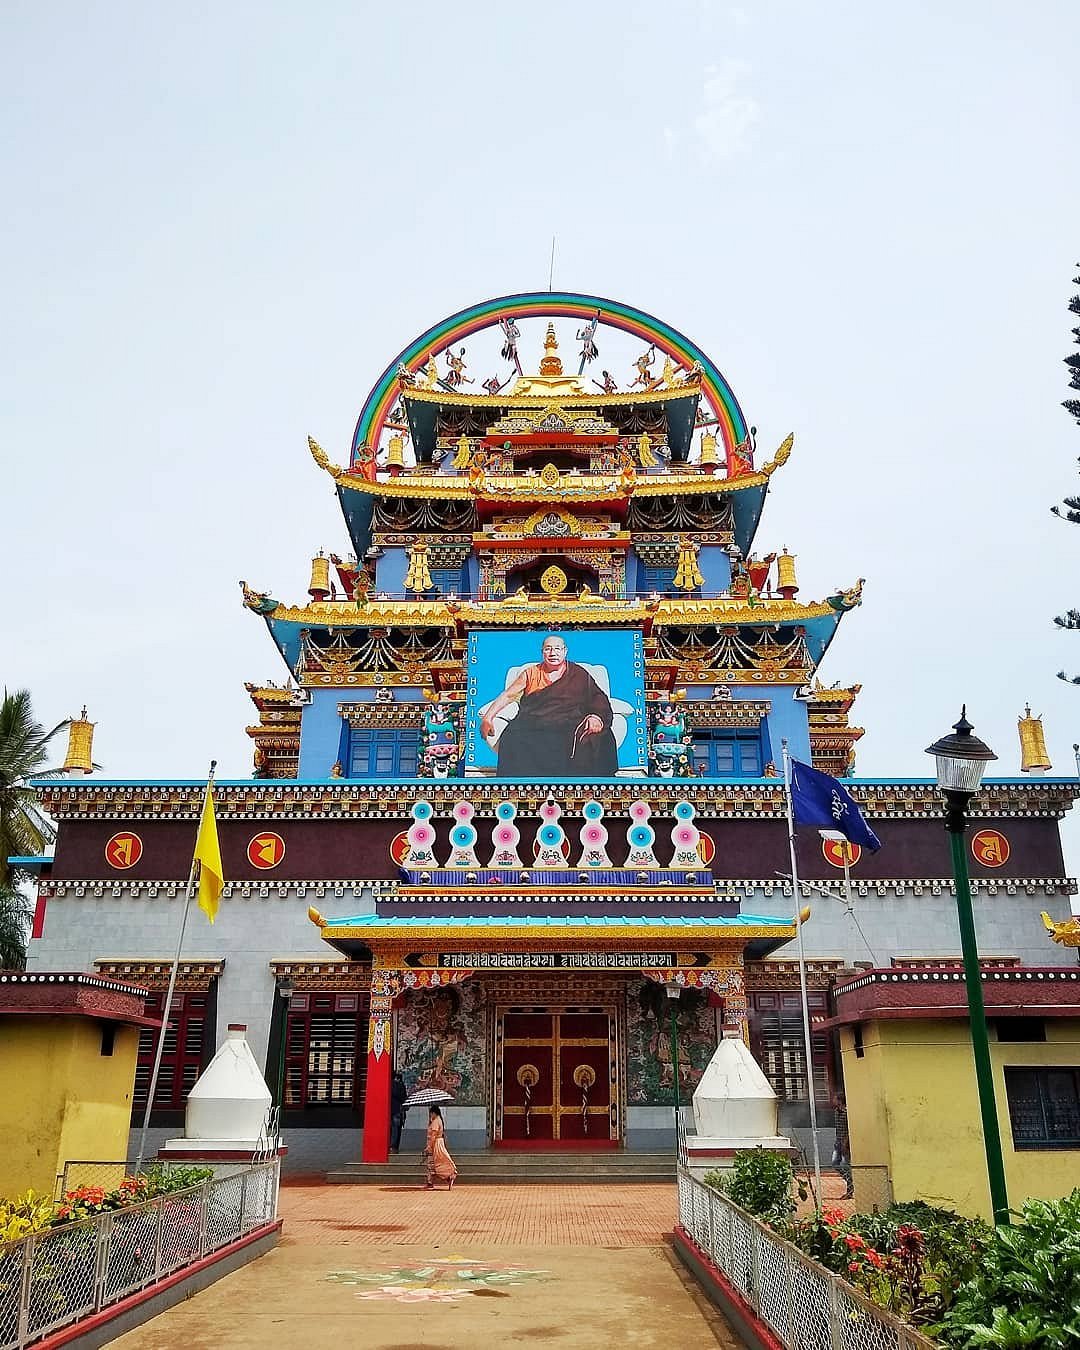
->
<box><xmin>324</xmin><ymin>1256</ymin><xmax>550</xmax><ymax>1302</ymax></box>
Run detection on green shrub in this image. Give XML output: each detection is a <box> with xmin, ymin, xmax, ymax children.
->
<box><xmin>714</xmin><ymin>1148</ymin><xmax>801</xmax><ymax>1220</ymax></box>
<box><xmin>934</xmin><ymin>1189</ymin><xmax>1080</xmax><ymax>1348</ymax></box>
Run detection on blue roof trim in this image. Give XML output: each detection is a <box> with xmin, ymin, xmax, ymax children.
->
<box><xmin>6</xmin><ymin>855</ymin><xmax>53</xmax><ymax>869</ymax></box>
<box><xmin>319</xmin><ymin>914</ymin><xmax>793</xmax><ymax>930</ymax></box>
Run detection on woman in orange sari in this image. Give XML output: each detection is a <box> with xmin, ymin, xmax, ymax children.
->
<box><xmin>423</xmin><ymin>1105</ymin><xmax>457</xmax><ymax>1190</ymax></box>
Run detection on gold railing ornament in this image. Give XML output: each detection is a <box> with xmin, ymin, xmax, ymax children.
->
<box><xmin>573</xmin><ymin>1064</ymin><xmax>596</xmax><ymax>1136</ymax></box>
<box><xmin>516</xmin><ymin>1063</ymin><xmax>540</xmax><ymax>1137</ymax></box>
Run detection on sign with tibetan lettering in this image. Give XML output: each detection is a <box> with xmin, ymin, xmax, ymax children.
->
<box><xmin>105</xmin><ymin>832</ymin><xmax>143</xmax><ymax>870</ymax></box>
<box><xmin>247</xmin><ymin>832</ymin><xmax>286</xmax><ymax>870</ymax></box>
<box><xmin>971</xmin><ymin>829</ymin><xmax>1010</xmax><ymax>868</ymax></box>
<box><xmin>436</xmin><ymin>952</ymin><xmax>678</xmax><ymax>970</ymax></box>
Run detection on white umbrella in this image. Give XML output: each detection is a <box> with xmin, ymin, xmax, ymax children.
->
<box><xmin>402</xmin><ymin>1086</ymin><xmax>455</xmax><ymax>1108</ymax></box>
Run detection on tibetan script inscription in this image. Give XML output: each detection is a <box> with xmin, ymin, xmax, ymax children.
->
<box><xmin>437</xmin><ymin>952</ymin><xmax>678</xmax><ymax>970</ymax></box>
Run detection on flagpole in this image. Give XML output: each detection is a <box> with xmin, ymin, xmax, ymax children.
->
<box><xmin>134</xmin><ymin>760</ymin><xmax>216</xmax><ymax>1176</ymax></box>
<box><xmin>782</xmin><ymin>740</ymin><xmax>823</xmax><ymax>1207</ymax></box>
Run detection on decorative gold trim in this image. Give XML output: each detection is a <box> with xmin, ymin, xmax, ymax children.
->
<box><xmin>93</xmin><ymin>958</ymin><xmax>224</xmax><ymax>992</ymax></box>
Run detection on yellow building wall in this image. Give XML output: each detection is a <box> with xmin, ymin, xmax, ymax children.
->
<box><xmin>0</xmin><ymin>1017</ymin><xmax>140</xmax><ymax>1198</ymax></box>
<box><xmin>840</xmin><ymin>1017</ymin><xmax>1080</xmax><ymax>1220</ymax></box>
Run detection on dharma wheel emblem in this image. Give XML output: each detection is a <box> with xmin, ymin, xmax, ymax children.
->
<box><xmin>540</xmin><ymin>565</ymin><xmax>569</xmax><ymax>595</ymax></box>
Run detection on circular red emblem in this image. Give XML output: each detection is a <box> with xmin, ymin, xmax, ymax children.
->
<box><xmin>821</xmin><ymin>837</ymin><xmax>861</xmax><ymax>869</ymax></box>
<box><xmin>246</xmin><ymin>832</ymin><xmax>285</xmax><ymax>870</ymax></box>
<box><xmin>105</xmin><ymin>832</ymin><xmax>143</xmax><ymax>870</ymax></box>
<box><xmin>696</xmin><ymin>831</ymin><xmax>716</xmax><ymax>866</ymax></box>
<box><xmin>390</xmin><ymin>831</ymin><xmax>411</xmax><ymax>867</ymax></box>
<box><xmin>971</xmin><ymin>829</ymin><xmax>1010</xmax><ymax>868</ymax></box>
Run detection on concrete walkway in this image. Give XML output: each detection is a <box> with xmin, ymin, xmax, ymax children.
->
<box><xmin>110</xmin><ymin>1182</ymin><xmax>739</xmax><ymax>1349</ymax></box>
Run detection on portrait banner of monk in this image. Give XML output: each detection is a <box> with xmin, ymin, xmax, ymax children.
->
<box><xmin>465</xmin><ymin>629</ymin><xmax>647</xmax><ymax>777</ymax></box>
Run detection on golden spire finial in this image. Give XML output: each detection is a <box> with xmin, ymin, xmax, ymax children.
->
<box><xmin>777</xmin><ymin>548</ymin><xmax>799</xmax><ymax>598</ymax></box>
<box><xmin>539</xmin><ymin>322</ymin><xmax>563</xmax><ymax>377</ymax></box>
<box><xmin>62</xmin><ymin>708</ymin><xmax>95</xmax><ymax>775</ymax></box>
<box><xmin>308</xmin><ymin>551</ymin><xmax>330</xmax><ymax>601</ymax></box>
<box><xmin>699</xmin><ymin>431</ymin><xmax>718</xmax><ymax>468</ymax></box>
<box><xmin>1018</xmin><ymin>704</ymin><xmax>1051</xmax><ymax>774</ymax></box>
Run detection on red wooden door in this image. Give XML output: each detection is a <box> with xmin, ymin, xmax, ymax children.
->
<box><xmin>498</xmin><ymin>1008</ymin><xmax>618</xmax><ymax>1145</ymax></box>
<box><xmin>501</xmin><ymin>1012</ymin><xmax>556</xmax><ymax>1141</ymax></box>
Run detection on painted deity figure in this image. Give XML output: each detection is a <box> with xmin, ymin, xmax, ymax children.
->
<box><xmin>593</xmin><ymin>369</ymin><xmax>618</xmax><ymax>395</ymax></box>
<box><xmin>421</xmin><ymin>701</ymin><xmax>460</xmax><ymax>778</ymax></box>
<box><xmin>443</xmin><ymin>347</ymin><xmax>472</xmax><ymax>388</ymax></box>
<box><xmin>631</xmin><ymin>344</ymin><xmax>658</xmax><ymax>391</ymax></box>
<box><xmin>498</xmin><ymin>316</ymin><xmax>522</xmax><ymax>371</ymax></box>
<box><xmin>576</xmin><ymin>311</ymin><xmax>600</xmax><ymax>369</ymax></box>
<box><xmin>397</xmin><ymin>987</ymin><xmax>471</xmax><ymax>1095</ymax></box>
<box><xmin>649</xmin><ymin>702</ymin><xmax>691</xmax><ymax>778</ymax></box>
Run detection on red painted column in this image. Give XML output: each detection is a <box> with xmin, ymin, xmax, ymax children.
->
<box><xmin>361</xmin><ymin>969</ymin><xmax>394</xmax><ymax>1163</ymax></box>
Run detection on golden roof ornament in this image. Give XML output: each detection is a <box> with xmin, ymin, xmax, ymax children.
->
<box><xmin>404</xmin><ymin>539</ymin><xmax>433</xmax><ymax>594</ymax></box>
<box><xmin>62</xmin><ymin>707</ymin><xmax>95</xmax><ymax>775</ymax></box>
<box><xmin>538</xmin><ymin>322</ymin><xmax>563</xmax><ymax>377</ymax></box>
<box><xmin>638</xmin><ymin>433</ymin><xmax>659</xmax><ymax>468</ymax></box>
<box><xmin>1041</xmin><ymin>910</ymin><xmax>1080</xmax><ymax>947</ymax></box>
<box><xmin>452</xmin><ymin>434</ymin><xmax>472</xmax><ymax>469</ymax></box>
<box><xmin>308</xmin><ymin>551</ymin><xmax>330</xmax><ymax>601</ymax></box>
<box><xmin>777</xmin><ymin>548</ymin><xmax>799</xmax><ymax>599</ymax></box>
<box><xmin>386</xmin><ymin>433</ymin><xmax>405</xmax><ymax>475</ymax></box>
<box><xmin>673</xmin><ymin>537</ymin><xmax>704</xmax><ymax>591</ymax></box>
<box><xmin>1018</xmin><ymin>704</ymin><xmax>1051</xmax><ymax>774</ymax></box>
<box><xmin>699</xmin><ymin>431</ymin><xmax>719</xmax><ymax>469</ymax></box>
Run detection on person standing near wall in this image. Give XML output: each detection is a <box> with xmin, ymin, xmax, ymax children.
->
<box><xmin>390</xmin><ymin>1071</ymin><xmax>408</xmax><ymax>1153</ymax></box>
<box><xmin>832</xmin><ymin>1090</ymin><xmax>853</xmax><ymax>1198</ymax></box>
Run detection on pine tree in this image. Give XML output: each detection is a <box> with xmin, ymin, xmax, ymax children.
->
<box><xmin>1053</xmin><ymin>270</ymin><xmax>1080</xmax><ymax>683</ymax></box>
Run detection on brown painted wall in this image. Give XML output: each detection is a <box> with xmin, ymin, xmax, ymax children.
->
<box><xmin>50</xmin><ymin>812</ymin><xmax>1067</xmax><ymax>884</ymax></box>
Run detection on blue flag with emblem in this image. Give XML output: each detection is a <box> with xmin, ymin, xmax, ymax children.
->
<box><xmin>789</xmin><ymin>759</ymin><xmax>881</xmax><ymax>852</ymax></box>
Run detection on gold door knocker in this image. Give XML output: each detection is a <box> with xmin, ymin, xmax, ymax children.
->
<box><xmin>517</xmin><ymin>1063</ymin><xmax>540</xmax><ymax>1137</ymax></box>
<box><xmin>573</xmin><ymin>1064</ymin><xmax>596</xmax><ymax>1136</ymax></box>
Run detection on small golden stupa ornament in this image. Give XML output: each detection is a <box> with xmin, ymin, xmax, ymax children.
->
<box><xmin>62</xmin><ymin>707</ymin><xmax>95</xmax><ymax>775</ymax></box>
<box><xmin>698</xmin><ymin>431</ymin><xmax>719</xmax><ymax>470</ymax></box>
<box><xmin>308</xmin><ymin>551</ymin><xmax>330</xmax><ymax>600</ymax></box>
<box><xmin>538</xmin><ymin>322</ymin><xmax>563</xmax><ymax>377</ymax></box>
<box><xmin>1018</xmin><ymin>704</ymin><xmax>1051</xmax><ymax>774</ymax></box>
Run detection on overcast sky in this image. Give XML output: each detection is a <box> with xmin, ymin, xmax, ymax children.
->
<box><xmin>4</xmin><ymin>2</ymin><xmax>1079</xmax><ymax>865</ymax></box>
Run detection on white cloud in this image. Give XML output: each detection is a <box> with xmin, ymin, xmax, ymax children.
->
<box><xmin>694</xmin><ymin>59</ymin><xmax>760</xmax><ymax>161</ymax></box>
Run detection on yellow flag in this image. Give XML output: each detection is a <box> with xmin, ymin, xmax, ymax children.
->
<box><xmin>193</xmin><ymin>783</ymin><xmax>224</xmax><ymax>924</ymax></box>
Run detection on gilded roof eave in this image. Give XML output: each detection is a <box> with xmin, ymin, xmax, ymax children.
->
<box><xmin>400</xmin><ymin>382</ymin><xmax>701</xmax><ymax>412</ymax></box>
<box><xmin>307</xmin><ymin>434</ymin><xmax>793</xmax><ymax>502</ymax></box>
<box><xmin>253</xmin><ymin>591</ymin><xmax>854</xmax><ymax>629</ymax></box>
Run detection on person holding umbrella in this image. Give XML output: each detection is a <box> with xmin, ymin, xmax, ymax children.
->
<box><xmin>403</xmin><ymin>1086</ymin><xmax>458</xmax><ymax>1190</ymax></box>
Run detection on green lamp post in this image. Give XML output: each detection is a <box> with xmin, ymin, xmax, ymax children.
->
<box><xmin>665</xmin><ymin>982</ymin><xmax>682</xmax><ymax>1124</ymax></box>
<box><xmin>925</xmin><ymin>709</ymin><xmax>1009</xmax><ymax>1224</ymax></box>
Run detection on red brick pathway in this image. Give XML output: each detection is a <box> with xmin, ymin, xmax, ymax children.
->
<box><xmin>279</xmin><ymin>1181</ymin><xmax>679</xmax><ymax>1247</ymax></box>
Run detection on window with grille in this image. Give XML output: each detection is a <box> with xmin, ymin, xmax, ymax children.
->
<box><xmin>283</xmin><ymin>992</ymin><xmax>370</xmax><ymax>1113</ymax></box>
<box><xmin>430</xmin><ymin>567</ymin><xmax>465</xmax><ymax>596</ymax></box>
<box><xmin>748</xmin><ymin>990</ymin><xmax>830</xmax><ymax>1103</ymax></box>
<box><xmin>692</xmin><ymin>730</ymin><xmax>763</xmax><ymax>778</ymax></box>
<box><xmin>133</xmin><ymin>991</ymin><xmax>208</xmax><ymax>1115</ymax></box>
<box><xmin>641</xmin><ymin>566</ymin><xmax>675</xmax><ymax>595</ymax></box>
<box><xmin>348</xmin><ymin>727</ymin><xmax>420</xmax><ymax>778</ymax></box>
<box><xmin>1005</xmin><ymin>1066</ymin><xmax>1080</xmax><ymax>1149</ymax></box>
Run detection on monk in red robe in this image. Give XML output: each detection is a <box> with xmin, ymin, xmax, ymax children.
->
<box><xmin>479</xmin><ymin>635</ymin><xmax>618</xmax><ymax>777</ymax></box>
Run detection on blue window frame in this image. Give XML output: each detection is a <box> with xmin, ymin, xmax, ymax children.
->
<box><xmin>642</xmin><ymin>565</ymin><xmax>675</xmax><ymax>594</ymax></box>
<box><xmin>348</xmin><ymin>728</ymin><xmax>420</xmax><ymax>778</ymax></box>
<box><xmin>430</xmin><ymin>567</ymin><xmax>464</xmax><ymax>595</ymax></box>
<box><xmin>692</xmin><ymin>730</ymin><xmax>763</xmax><ymax>778</ymax></box>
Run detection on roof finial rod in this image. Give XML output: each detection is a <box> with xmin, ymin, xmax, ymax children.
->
<box><xmin>548</xmin><ymin>233</ymin><xmax>556</xmax><ymax>292</ymax></box>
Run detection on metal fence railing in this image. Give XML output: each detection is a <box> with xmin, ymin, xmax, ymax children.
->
<box><xmin>677</xmin><ymin>1167</ymin><xmax>936</xmax><ymax>1350</ymax></box>
<box><xmin>1</xmin><ymin>1160</ymin><xmax>280</xmax><ymax>1350</ymax></box>
<box><xmin>53</xmin><ymin>1161</ymin><xmax>128</xmax><ymax>1203</ymax></box>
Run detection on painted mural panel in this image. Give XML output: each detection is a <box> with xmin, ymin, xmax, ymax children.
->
<box><xmin>395</xmin><ymin>982</ymin><xmax>487</xmax><ymax>1106</ymax></box>
<box><xmin>464</xmin><ymin>629</ymin><xmax>647</xmax><ymax>776</ymax></box>
<box><xmin>625</xmin><ymin>981</ymin><xmax>717</xmax><ymax>1105</ymax></box>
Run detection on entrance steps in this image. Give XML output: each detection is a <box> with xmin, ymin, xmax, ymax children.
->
<box><xmin>326</xmin><ymin>1150</ymin><xmax>677</xmax><ymax>1185</ymax></box>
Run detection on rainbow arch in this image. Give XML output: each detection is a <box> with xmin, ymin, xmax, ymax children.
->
<box><xmin>352</xmin><ymin>292</ymin><xmax>748</xmax><ymax>460</ymax></box>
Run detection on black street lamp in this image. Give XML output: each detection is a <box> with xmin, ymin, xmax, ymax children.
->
<box><xmin>925</xmin><ymin>708</ymin><xmax>1009</xmax><ymax>1224</ymax></box>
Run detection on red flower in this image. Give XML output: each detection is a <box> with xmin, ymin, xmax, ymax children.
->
<box><xmin>848</xmin><ymin>1261</ymin><xmax>861</xmax><ymax>1275</ymax></box>
<box><xmin>865</xmin><ymin>1250</ymin><xmax>884</xmax><ymax>1269</ymax></box>
<box><xmin>894</xmin><ymin>1225</ymin><xmax>924</xmax><ymax>1255</ymax></box>
<box><xmin>844</xmin><ymin>1233</ymin><xmax>866</xmax><ymax>1250</ymax></box>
